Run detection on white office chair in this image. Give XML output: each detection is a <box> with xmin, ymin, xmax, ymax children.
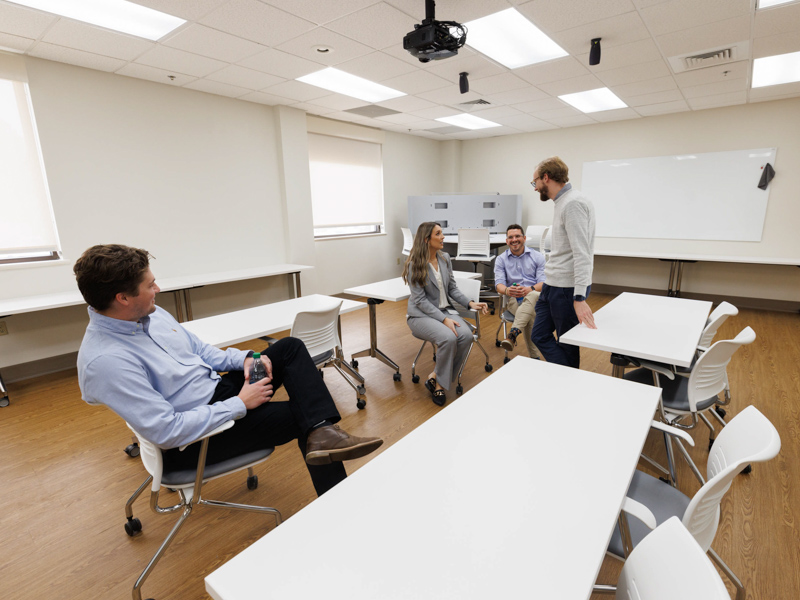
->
<box><xmin>524</xmin><ymin>225</ymin><xmax>550</xmax><ymax>257</ymax></box>
<box><xmin>607</xmin><ymin>405</ymin><xmax>781</xmax><ymax>600</ymax></box>
<box><xmin>401</xmin><ymin>226</ymin><xmax>413</xmax><ymax>256</ymax></box>
<box><xmin>455</xmin><ymin>228</ymin><xmax>499</xmax><ymax>314</ymax></box>
<box><xmin>124</xmin><ymin>421</ymin><xmax>281</xmax><ymax>600</ymax></box>
<box><xmin>598</xmin><ymin>517</ymin><xmax>731</xmax><ymax>599</ymax></box>
<box><xmin>291</xmin><ymin>301</ymin><xmax>367</xmax><ymax>409</ymax></box>
<box><xmin>624</xmin><ymin>326</ymin><xmax>756</xmax><ymax>485</ymax></box>
<box><xmin>411</xmin><ymin>277</ymin><xmax>492</xmax><ymax>395</ymax></box>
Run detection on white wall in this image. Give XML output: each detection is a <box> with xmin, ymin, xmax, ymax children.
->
<box><xmin>458</xmin><ymin>98</ymin><xmax>800</xmax><ymax>301</ymax></box>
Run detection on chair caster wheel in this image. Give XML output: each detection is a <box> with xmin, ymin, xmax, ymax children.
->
<box><xmin>715</xmin><ymin>406</ymin><xmax>726</xmax><ymax>418</ymax></box>
<box><xmin>503</xmin><ymin>357</ymin><xmax>510</xmax><ymax>364</ymax></box>
<box><xmin>393</xmin><ymin>372</ymin><xmax>402</xmax><ymax>382</ymax></box>
<box><xmin>351</xmin><ymin>360</ymin><xmax>358</xmax><ymax>369</ymax></box>
<box><xmin>247</xmin><ymin>475</ymin><xmax>258</xmax><ymax>490</ymax></box>
<box><xmin>485</xmin><ymin>364</ymin><xmax>493</xmax><ymax>372</ymax></box>
<box><xmin>125</xmin><ymin>443</ymin><xmax>140</xmax><ymax>458</ymax></box>
<box><xmin>495</xmin><ymin>340</ymin><xmax>501</xmax><ymax>347</ymax></box>
<box><xmin>412</xmin><ymin>375</ymin><xmax>420</xmax><ymax>383</ymax></box>
<box><xmin>456</xmin><ymin>385</ymin><xmax>463</xmax><ymax>395</ymax></box>
<box><xmin>357</xmin><ymin>385</ymin><xmax>366</xmax><ymax>395</ymax></box>
<box><xmin>708</xmin><ymin>438</ymin><xmax>714</xmax><ymax>451</ymax></box>
<box><xmin>0</xmin><ymin>397</ymin><xmax>9</xmax><ymax>407</ymax></box>
<box><xmin>356</xmin><ymin>399</ymin><xmax>366</xmax><ymax>410</ymax></box>
<box><xmin>125</xmin><ymin>517</ymin><xmax>143</xmax><ymax>537</ymax></box>
<box><xmin>741</xmin><ymin>464</ymin><xmax>752</xmax><ymax>475</ymax></box>
<box><xmin>490</xmin><ymin>310</ymin><xmax>495</xmax><ymax>315</ymax></box>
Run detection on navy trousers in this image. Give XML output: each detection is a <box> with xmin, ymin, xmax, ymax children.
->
<box><xmin>531</xmin><ymin>283</ymin><xmax>590</xmax><ymax>369</ymax></box>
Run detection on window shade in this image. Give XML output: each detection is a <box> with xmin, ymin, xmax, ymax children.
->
<box><xmin>308</xmin><ymin>133</ymin><xmax>384</xmax><ymax>228</ymax></box>
<box><xmin>0</xmin><ymin>71</ymin><xmax>60</xmax><ymax>255</ymax></box>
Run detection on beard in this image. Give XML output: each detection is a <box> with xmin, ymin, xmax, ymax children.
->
<box><xmin>538</xmin><ymin>188</ymin><xmax>549</xmax><ymax>202</ymax></box>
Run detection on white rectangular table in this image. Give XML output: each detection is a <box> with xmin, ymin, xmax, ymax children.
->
<box><xmin>343</xmin><ymin>272</ymin><xmax>480</xmax><ymax>378</ymax></box>
<box><xmin>205</xmin><ymin>357</ymin><xmax>661</xmax><ymax>600</ymax></box>
<box><xmin>559</xmin><ymin>292</ymin><xmax>712</xmax><ymax>374</ymax></box>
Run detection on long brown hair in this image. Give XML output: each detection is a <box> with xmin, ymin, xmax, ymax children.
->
<box><xmin>402</xmin><ymin>222</ymin><xmax>440</xmax><ymax>287</ymax></box>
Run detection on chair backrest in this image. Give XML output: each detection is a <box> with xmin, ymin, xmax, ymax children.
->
<box><xmin>290</xmin><ymin>301</ymin><xmax>343</xmax><ymax>358</ymax></box>
<box><xmin>127</xmin><ymin>423</ymin><xmax>165</xmax><ymax>492</ymax></box>
<box><xmin>457</xmin><ymin>228</ymin><xmax>490</xmax><ymax>258</ymax></box>
<box><xmin>524</xmin><ymin>225</ymin><xmax>549</xmax><ymax>254</ymax></box>
<box><xmin>698</xmin><ymin>301</ymin><xmax>738</xmax><ymax>348</ymax></box>
<box><xmin>616</xmin><ymin>517</ymin><xmax>730</xmax><ymax>600</ymax></box>
<box><xmin>401</xmin><ymin>227</ymin><xmax>413</xmax><ymax>256</ymax></box>
<box><xmin>686</xmin><ymin>326</ymin><xmax>755</xmax><ymax>411</ymax></box>
<box><xmin>682</xmin><ymin>405</ymin><xmax>781</xmax><ymax>551</ymax></box>
<box><xmin>455</xmin><ymin>277</ymin><xmax>480</xmax><ymax>304</ymax></box>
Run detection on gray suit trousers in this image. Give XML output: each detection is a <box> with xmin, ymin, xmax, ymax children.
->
<box><xmin>407</xmin><ymin>310</ymin><xmax>473</xmax><ymax>390</ymax></box>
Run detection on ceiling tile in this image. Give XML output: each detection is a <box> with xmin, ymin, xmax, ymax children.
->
<box><xmin>135</xmin><ymin>45</ymin><xmax>228</xmax><ymax>78</ymax></box>
<box><xmin>513</xmin><ymin>97</ymin><xmax>570</xmax><ymax>113</ymax></box>
<box><xmin>376</xmin><ymin>94</ymin><xmax>437</xmax><ymax>112</ymax></box>
<box><xmin>28</xmin><ymin>43</ymin><xmax>126</xmax><ymax>72</ymax></box>
<box><xmin>0</xmin><ymin>32</ymin><xmax>34</xmax><ymax>53</ymax></box>
<box><xmin>423</xmin><ymin>51</ymin><xmax>506</xmax><ymax>83</ymax></box>
<box><xmin>385</xmin><ymin>0</ymin><xmax>513</xmax><ymax>22</ymax></box>
<box><xmin>162</xmin><ymin>24</ymin><xmax>265</xmax><ymax>63</ymax></box>
<box><xmin>612</xmin><ymin>75</ymin><xmax>677</xmax><ymax>97</ymax></box>
<box><xmin>39</xmin><ymin>20</ymin><xmax>154</xmax><ymax>61</ymax></box>
<box><xmin>201</xmin><ymin>0</ymin><xmax>316</xmax><ymax>47</ymax></box>
<box><xmin>183</xmin><ymin>78</ymin><xmax>251</xmax><ymax>98</ymax></box>
<box><xmin>469</xmin><ymin>105</ymin><xmax>526</xmax><ymax>119</ymax></box>
<box><xmin>469</xmin><ymin>73</ymin><xmax>529</xmax><ymax>95</ymax></box>
<box><xmin>576</xmin><ymin>38</ymin><xmax>663</xmax><ymax>73</ymax></box>
<box><xmin>237</xmin><ymin>48</ymin><xmax>324</xmax><ymax>79</ymax></box>
<box><xmin>377</xmin><ymin>111</ymin><xmax>430</xmax><ymax>123</ymax></box>
<box><xmin>408</xmin><ymin>106</ymin><xmax>462</xmax><ymax>120</ymax></box>
<box><xmin>621</xmin><ymin>88</ymin><xmax>684</xmax><ymax>106</ymax></box>
<box><xmin>537</xmin><ymin>73</ymin><xmax>606</xmax><ymax>96</ymax></box>
<box><xmin>262</xmin><ymin>79</ymin><xmax>331</xmax><ymax>101</ymax></box>
<box><xmin>681</xmin><ymin>77</ymin><xmax>748</xmax><ymax>99</ymax></box>
<box><xmin>753</xmin><ymin>31</ymin><xmax>800</xmax><ymax>59</ymax></box>
<box><xmin>754</xmin><ymin>2</ymin><xmax>800</xmax><ymax>38</ymax></box>
<box><xmin>590</xmin><ymin>107</ymin><xmax>641</xmax><ymax>122</ymax></box>
<box><xmin>535</xmin><ymin>106</ymin><xmax>584</xmax><ymax>120</ymax></box>
<box><xmin>0</xmin><ymin>2</ymin><xmax>57</xmax><ymax>39</ymax></box>
<box><xmin>290</xmin><ymin>101</ymin><xmax>337</xmax><ymax>115</ymax></box>
<box><xmin>416</xmin><ymin>85</ymin><xmax>484</xmax><ymax>105</ymax></box>
<box><xmin>633</xmin><ymin>99</ymin><xmax>690</xmax><ymax>116</ymax></box>
<box><xmin>596</xmin><ymin>59</ymin><xmax>671</xmax><ymax>86</ymax></box>
<box><xmin>305</xmin><ymin>93</ymin><xmax>367</xmax><ymax>110</ymax></box>
<box><xmin>134</xmin><ymin>0</ymin><xmax>230</xmax><ymax>21</ymax></box>
<box><xmin>337</xmin><ymin>51</ymin><xmax>417</xmax><ymax>82</ymax></box>
<box><xmin>550</xmin><ymin>11</ymin><xmax>651</xmax><ymax>56</ymax></box>
<box><xmin>263</xmin><ymin>0</ymin><xmax>382</xmax><ymax>25</ymax></box>
<box><xmin>640</xmin><ymin>0</ymin><xmax>750</xmax><ymax>37</ymax></box>
<box><xmin>481</xmin><ymin>86</ymin><xmax>551</xmax><ymax>106</ymax></box>
<box><xmin>407</xmin><ymin>119</ymin><xmax>451</xmax><ymax>130</ymax></box>
<box><xmin>238</xmin><ymin>90</ymin><xmax>294</xmax><ymax>105</ymax></box>
<box><xmin>276</xmin><ymin>28</ymin><xmax>374</xmax><ymax>66</ymax></box>
<box><xmin>656</xmin><ymin>15</ymin><xmax>750</xmax><ymax>58</ymax></box>
<box><xmin>517</xmin><ymin>0</ymin><xmax>637</xmax><ymax>33</ymax></box>
<box><xmin>379</xmin><ymin>70</ymin><xmax>451</xmax><ymax>94</ymax></box>
<box><xmin>515</xmin><ymin>56</ymin><xmax>590</xmax><ymax>86</ymax></box>
<box><xmin>206</xmin><ymin>64</ymin><xmax>284</xmax><ymax>90</ymax></box>
<box><xmin>490</xmin><ymin>113</ymin><xmax>558</xmax><ymax>131</ymax></box>
<box><xmin>115</xmin><ymin>62</ymin><xmax>197</xmax><ymax>86</ymax></box>
<box><xmin>326</xmin><ymin>3</ymin><xmax>419</xmax><ymax>51</ymax></box>
<box><xmin>686</xmin><ymin>90</ymin><xmax>747</xmax><ymax>110</ymax></box>
<box><xmin>673</xmin><ymin>61</ymin><xmax>748</xmax><ymax>87</ymax></box>
<box><xmin>543</xmin><ymin>114</ymin><xmax>598</xmax><ymax>127</ymax></box>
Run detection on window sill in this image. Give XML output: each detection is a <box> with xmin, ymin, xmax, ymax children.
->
<box><xmin>0</xmin><ymin>257</ymin><xmax>68</xmax><ymax>271</ymax></box>
<box><xmin>314</xmin><ymin>232</ymin><xmax>387</xmax><ymax>242</ymax></box>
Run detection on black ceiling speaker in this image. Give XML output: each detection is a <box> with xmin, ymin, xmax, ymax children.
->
<box><xmin>459</xmin><ymin>72</ymin><xmax>469</xmax><ymax>94</ymax></box>
<box><xmin>589</xmin><ymin>38</ymin><xmax>601</xmax><ymax>66</ymax></box>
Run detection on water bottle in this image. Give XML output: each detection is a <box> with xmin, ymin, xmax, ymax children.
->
<box><xmin>249</xmin><ymin>352</ymin><xmax>267</xmax><ymax>384</ymax></box>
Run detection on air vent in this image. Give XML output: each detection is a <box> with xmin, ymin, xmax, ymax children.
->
<box><xmin>668</xmin><ymin>41</ymin><xmax>750</xmax><ymax>74</ymax></box>
<box><xmin>459</xmin><ymin>99</ymin><xmax>491</xmax><ymax>106</ymax></box>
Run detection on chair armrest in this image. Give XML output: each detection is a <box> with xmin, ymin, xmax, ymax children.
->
<box><xmin>621</xmin><ymin>496</ymin><xmax>657</xmax><ymax>530</ymax></box>
<box><xmin>650</xmin><ymin>420</ymin><xmax>695</xmax><ymax>446</ymax></box>
<box><xmin>178</xmin><ymin>420</ymin><xmax>235</xmax><ymax>452</ymax></box>
<box><xmin>636</xmin><ymin>358</ymin><xmax>676</xmax><ymax>381</ymax></box>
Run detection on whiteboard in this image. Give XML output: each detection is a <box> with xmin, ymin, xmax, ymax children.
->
<box><xmin>582</xmin><ymin>148</ymin><xmax>776</xmax><ymax>242</ymax></box>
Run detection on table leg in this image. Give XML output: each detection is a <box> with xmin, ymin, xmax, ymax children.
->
<box><xmin>667</xmin><ymin>260</ymin><xmax>677</xmax><ymax>297</ymax></box>
<box><xmin>173</xmin><ymin>290</ymin><xmax>185</xmax><ymax>323</ymax></box>
<box><xmin>350</xmin><ymin>299</ymin><xmax>402</xmax><ymax>381</ymax></box>
<box><xmin>293</xmin><ymin>272</ymin><xmax>302</xmax><ymax>298</ymax></box>
<box><xmin>184</xmin><ymin>289</ymin><xmax>194</xmax><ymax>321</ymax></box>
<box><xmin>674</xmin><ymin>261</ymin><xmax>685</xmax><ymax>298</ymax></box>
<box><xmin>0</xmin><ymin>371</ymin><xmax>9</xmax><ymax>407</ymax></box>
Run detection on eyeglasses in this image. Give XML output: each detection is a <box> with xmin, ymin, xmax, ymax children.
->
<box><xmin>530</xmin><ymin>175</ymin><xmax>542</xmax><ymax>188</ymax></box>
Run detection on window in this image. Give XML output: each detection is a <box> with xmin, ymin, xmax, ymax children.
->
<box><xmin>0</xmin><ymin>55</ymin><xmax>61</xmax><ymax>265</ymax></box>
<box><xmin>308</xmin><ymin>132</ymin><xmax>384</xmax><ymax>239</ymax></box>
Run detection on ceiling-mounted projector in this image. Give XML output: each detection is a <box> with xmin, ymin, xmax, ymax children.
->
<box><xmin>403</xmin><ymin>0</ymin><xmax>467</xmax><ymax>63</ymax></box>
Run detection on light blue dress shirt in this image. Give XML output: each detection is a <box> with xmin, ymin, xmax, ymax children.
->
<box><xmin>77</xmin><ymin>306</ymin><xmax>249</xmax><ymax>449</ymax></box>
<box><xmin>494</xmin><ymin>246</ymin><xmax>546</xmax><ymax>304</ymax></box>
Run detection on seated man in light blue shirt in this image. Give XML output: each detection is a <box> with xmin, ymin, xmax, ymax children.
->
<box><xmin>74</xmin><ymin>244</ymin><xmax>382</xmax><ymax>497</ymax></box>
<box><xmin>494</xmin><ymin>224</ymin><xmax>546</xmax><ymax>358</ymax></box>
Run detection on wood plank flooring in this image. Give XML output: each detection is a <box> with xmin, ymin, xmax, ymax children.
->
<box><xmin>0</xmin><ymin>292</ymin><xmax>797</xmax><ymax>600</ymax></box>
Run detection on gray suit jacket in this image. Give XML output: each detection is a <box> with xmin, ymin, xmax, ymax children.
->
<box><xmin>407</xmin><ymin>252</ymin><xmax>472</xmax><ymax>322</ymax></box>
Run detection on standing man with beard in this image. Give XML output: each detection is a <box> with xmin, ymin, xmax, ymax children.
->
<box><xmin>530</xmin><ymin>157</ymin><xmax>596</xmax><ymax>368</ymax></box>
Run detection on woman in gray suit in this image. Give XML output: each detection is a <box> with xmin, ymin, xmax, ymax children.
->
<box><xmin>403</xmin><ymin>222</ymin><xmax>488</xmax><ymax>406</ymax></box>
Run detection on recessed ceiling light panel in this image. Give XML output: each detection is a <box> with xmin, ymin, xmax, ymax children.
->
<box><xmin>7</xmin><ymin>0</ymin><xmax>186</xmax><ymax>41</ymax></box>
<box><xmin>297</xmin><ymin>68</ymin><xmax>406</xmax><ymax>103</ymax></box>
<box><xmin>757</xmin><ymin>0</ymin><xmax>798</xmax><ymax>8</ymax></box>
<box><xmin>464</xmin><ymin>8</ymin><xmax>568</xmax><ymax>69</ymax></box>
<box><xmin>752</xmin><ymin>50</ymin><xmax>800</xmax><ymax>88</ymax></box>
<box><xmin>435</xmin><ymin>113</ymin><xmax>501</xmax><ymax>130</ymax></box>
<box><xmin>558</xmin><ymin>88</ymin><xmax>627</xmax><ymax>113</ymax></box>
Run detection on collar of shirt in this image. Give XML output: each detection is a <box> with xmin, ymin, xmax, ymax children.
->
<box><xmin>88</xmin><ymin>306</ymin><xmax>147</xmax><ymax>335</ymax></box>
<box><xmin>504</xmin><ymin>246</ymin><xmax>534</xmax><ymax>260</ymax></box>
<box><xmin>552</xmin><ymin>182</ymin><xmax>572</xmax><ymax>202</ymax></box>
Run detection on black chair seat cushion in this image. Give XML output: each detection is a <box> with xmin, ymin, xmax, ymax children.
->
<box><xmin>162</xmin><ymin>447</ymin><xmax>274</xmax><ymax>487</ymax></box>
<box><xmin>310</xmin><ymin>349</ymin><xmax>333</xmax><ymax>366</ymax></box>
<box><xmin>623</xmin><ymin>367</ymin><xmax>717</xmax><ymax>413</ymax></box>
<box><xmin>501</xmin><ymin>310</ymin><xmax>514</xmax><ymax>322</ymax></box>
<box><xmin>608</xmin><ymin>470</ymin><xmax>691</xmax><ymax>558</ymax></box>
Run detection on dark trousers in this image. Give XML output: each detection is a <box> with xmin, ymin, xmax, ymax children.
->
<box><xmin>163</xmin><ymin>337</ymin><xmax>347</xmax><ymax>496</ymax></box>
<box><xmin>531</xmin><ymin>283</ymin><xmax>590</xmax><ymax>369</ymax></box>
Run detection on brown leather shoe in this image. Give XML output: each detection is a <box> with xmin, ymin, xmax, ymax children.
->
<box><xmin>305</xmin><ymin>424</ymin><xmax>383</xmax><ymax>466</ymax></box>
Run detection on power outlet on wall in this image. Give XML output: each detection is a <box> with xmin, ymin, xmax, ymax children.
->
<box><xmin>0</xmin><ymin>321</ymin><xmax>7</xmax><ymax>336</ymax></box>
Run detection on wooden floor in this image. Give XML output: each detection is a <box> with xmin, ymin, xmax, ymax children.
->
<box><xmin>1</xmin><ymin>292</ymin><xmax>798</xmax><ymax>600</ymax></box>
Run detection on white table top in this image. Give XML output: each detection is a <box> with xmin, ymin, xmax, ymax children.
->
<box><xmin>559</xmin><ymin>292</ymin><xmax>712</xmax><ymax>368</ymax></box>
<box><xmin>343</xmin><ymin>271</ymin><xmax>480</xmax><ymax>303</ymax></box>
<box><xmin>181</xmin><ymin>294</ymin><xmax>365</xmax><ymax>347</ymax></box>
<box><xmin>177</xmin><ymin>264</ymin><xmax>312</xmax><ymax>288</ymax></box>
<box><xmin>205</xmin><ymin>357</ymin><xmax>660</xmax><ymax>600</ymax></box>
<box><xmin>444</xmin><ymin>234</ymin><xmax>507</xmax><ymax>245</ymax></box>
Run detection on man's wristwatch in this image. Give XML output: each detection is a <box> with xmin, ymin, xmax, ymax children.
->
<box><xmin>574</xmin><ymin>295</ymin><xmax>586</xmax><ymax>302</ymax></box>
